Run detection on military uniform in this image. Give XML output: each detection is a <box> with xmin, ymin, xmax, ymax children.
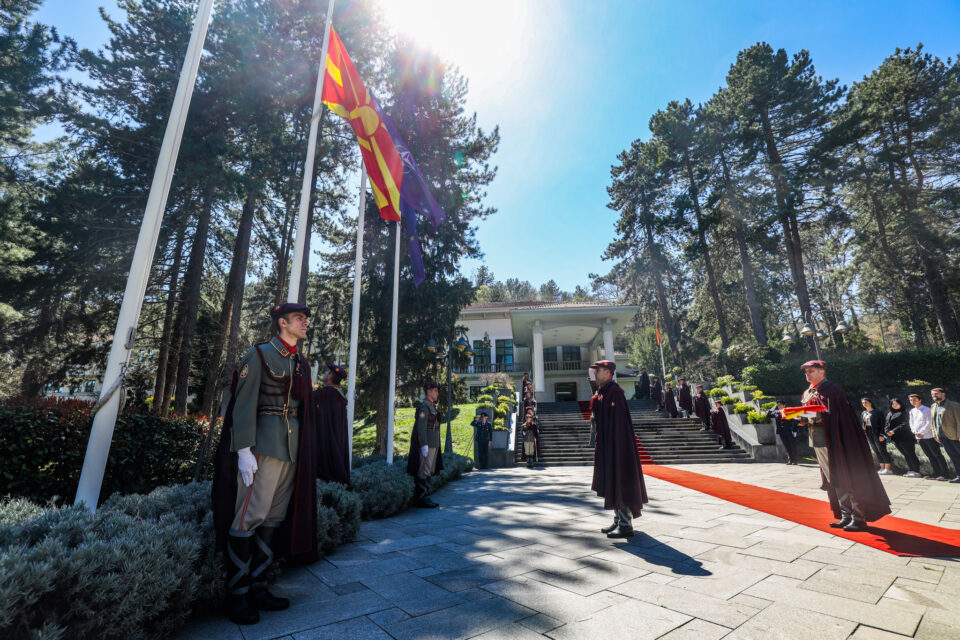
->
<box><xmin>407</xmin><ymin>397</ymin><xmax>443</xmax><ymax>507</ymax></box>
<box><xmin>471</xmin><ymin>415</ymin><xmax>492</xmax><ymax>469</ymax></box>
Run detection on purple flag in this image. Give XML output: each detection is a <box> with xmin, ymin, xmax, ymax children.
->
<box><xmin>401</xmin><ymin>200</ymin><xmax>425</xmax><ymax>287</ymax></box>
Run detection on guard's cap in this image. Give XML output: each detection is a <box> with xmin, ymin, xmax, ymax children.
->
<box><xmin>589</xmin><ymin>360</ymin><xmax>616</xmax><ymax>373</ymax></box>
<box><xmin>424</xmin><ymin>381</ymin><xmax>440</xmax><ymax>392</ymax></box>
<box><xmin>325</xmin><ymin>364</ymin><xmax>346</xmax><ymax>384</ymax></box>
<box><xmin>800</xmin><ymin>360</ymin><xmax>827</xmax><ymax>370</ymax></box>
<box><xmin>270</xmin><ymin>302</ymin><xmax>310</xmax><ymax>319</ymax></box>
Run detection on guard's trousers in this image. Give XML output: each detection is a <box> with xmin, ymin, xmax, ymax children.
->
<box><xmin>231</xmin><ymin>454</ymin><xmax>295</xmax><ymax>533</ymax></box>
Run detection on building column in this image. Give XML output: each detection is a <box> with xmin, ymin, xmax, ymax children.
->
<box><xmin>602</xmin><ymin>319</ymin><xmax>615</xmax><ymax>361</ymax></box>
<box><xmin>532</xmin><ymin>320</ymin><xmax>545</xmax><ymax>393</ymax></box>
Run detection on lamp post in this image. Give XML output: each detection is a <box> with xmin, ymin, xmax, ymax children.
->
<box><xmin>782</xmin><ymin>314</ymin><xmax>822</xmax><ymax>360</ymax></box>
<box><xmin>427</xmin><ymin>328</ymin><xmax>472</xmax><ymax>454</ymax></box>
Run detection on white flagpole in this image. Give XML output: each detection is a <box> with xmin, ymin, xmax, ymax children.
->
<box><xmin>287</xmin><ymin>0</ymin><xmax>336</xmax><ymax>302</ymax></box>
<box><xmin>658</xmin><ymin>330</ymin><xmax>667</xmax><ymax>383</ymax></box>
<box><xmin>385</xmin><ymin>220</ymin><xmax>402</xmax><ymax>465</ymax></box>
<box><xmin>74</xmin><ymin>0</ymin><xmax>216</xmax><ymax>511</ymax></box>
<box><xmin>345</xmin><ymin>172</ymin><xmax>367</xmax><ymax>469</ymax></box>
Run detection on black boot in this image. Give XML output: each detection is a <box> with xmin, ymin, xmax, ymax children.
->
<box><xmin>601</xmin><ymin>520</ymin><xmax>619</xmax><ymax>534</ymax></box>
<box><xmin>415</xmin><ymin>477</ymin><xmax>438</xmax><ymax>508</ymax></box>
<box><xmin>607</xmin><ymin>525</ymin><xmax>634</xmax><ymax>539</ymax></box>
<box><xmin>225</xmin><ymin>533</ymin><xmax>260</xmax><ymax>625</ymax></box>
<box><xmin>829</xmin><ymin>514</ymin><xmax>852</xmax><ymax>529</ymax></box>
<box><xmin>843</xmin><ymin>518</ymin><xmax>867</xmax><ymax>532</ymax></box>
<box><xmin>250</xmin><ymin>525</ymin><xmax>290</xmax><ymax>611</ymax></box>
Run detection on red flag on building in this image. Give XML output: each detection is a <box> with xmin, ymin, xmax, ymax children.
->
<box><xmin>321</xmin><ymin>26</ymin><xmax>403</xmax><ymax>221</ymax></box>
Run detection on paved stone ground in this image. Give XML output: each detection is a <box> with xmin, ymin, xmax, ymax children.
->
<box><xmin>177</xmin><ymin>463</ymin><xmax>960</xmax><ymax>640</ymax></box>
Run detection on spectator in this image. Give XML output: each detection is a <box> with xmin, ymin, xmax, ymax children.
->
<box><xmin>861</xmin><ymin>397</ymin><xmax>893</xmax><ymax>475</ymax></box>
<box><xmin>908</xmin><ymin>394</ymin><xmax>949</xmax><ymax>481</ymax></box>
<box><xmin>931</xmin><ymin>388</ymin><xmax>960</xmax><ymax>483</ymax></box>
<box><xmin>771</xmin><ymin>400</ymin><xmax>799</xmax><ymax>465</ymax></box>
<box><xmin>883</xmin><ymin>398</ymin><xmax>921</xmax><ymax>477</ymax></box>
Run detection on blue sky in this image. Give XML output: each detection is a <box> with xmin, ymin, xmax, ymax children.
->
<box><xmin>34</xmin><ymin>0</ymin><xmax>960</xmax><ymax>291</ymax></box>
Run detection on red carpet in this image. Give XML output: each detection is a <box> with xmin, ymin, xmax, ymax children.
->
<box><xmin>644</xmin><ymin>464</ymin><xmax>960</xmax><ymax>557</ymax></box>
<box><xmin>635</xmin><ymin>441</ymin><xmax>653</xmax><ymax>463</ymax></box>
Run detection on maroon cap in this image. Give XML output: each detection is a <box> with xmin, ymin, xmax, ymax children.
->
<box><xmin>325</xmin><ymin>364</ymin><xmax>346</xmax><ymax>384</ymax></box>
<box><xmin>800</xmin><ymin>360</ymin><xmax>827</xmax><ymax>370</ymax></box>
<box><xmin>589</xmin><ymin>360</ymin><xmax>616</xmax><ymax>373</ymax></box>
<box><xmin>270</xmin><ymin>302</ymin><xmax>310</xmax><ymax>319</ymax></box>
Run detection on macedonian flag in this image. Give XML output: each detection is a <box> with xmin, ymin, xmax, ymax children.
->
<box><xmin>322</xmin><ymin>26</ymin><xmax>403</xmax><ymax>221</ymax></box>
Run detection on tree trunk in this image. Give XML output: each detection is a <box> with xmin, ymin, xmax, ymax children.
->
<box><xmin>200</xmin><ymin>189</ymin><xmax>256</xmax><ymax>416</ymax></box>
<box><xmin>643</xmin><ymin>218</ymin><xmax>679</xmax><ymax>359</ymax></box>
<box><xmin>683</xmin><ymin>153</ymin><xmax>729</xmax><ymax>347</ymax></box>
<box><xmin>154</xmin><ymin>226</ymin><xmax>186</xmax><ymax>412</ymax></box>
<box><xmin>173</xmin><ymin>190</ymin><xmax>214</xmax><ymax>414</ymax></box>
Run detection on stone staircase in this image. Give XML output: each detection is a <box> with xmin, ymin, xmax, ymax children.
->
<box><xmin>518</xmin><ymin>399</ymin><xmax>752</xmax><ymax>466</ymax></box>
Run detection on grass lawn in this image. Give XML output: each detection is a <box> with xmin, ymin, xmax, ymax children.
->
<box><xmin>353</xmin><ymin>403</ymin><xmax>485</xmax><ymax>459</ymax></box>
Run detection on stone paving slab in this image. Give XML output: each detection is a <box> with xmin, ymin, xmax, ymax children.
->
<box><xmin>177</xmin><ymin>464</ymin><xmax>960</xmax><ymax>640</ymax></box>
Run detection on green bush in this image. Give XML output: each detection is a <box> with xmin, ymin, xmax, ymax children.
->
<box><xmin>476</xmin><ymin>394</ymin><xmax>494</xmax><ymax>404</ymax></box>
<box><xmin>708</xmin><ymin>388</ymin><xmax>726</xmax><ymax>398</ymax></box>
<box><xmin>716</xmin><ymin>375</ymin><xmax>736</xmax><ymax>385</ymax></box>
<box><xmin>740</xmin><ymin>385</ymin><xmax>758</xmax><ymax>393</ymax></box>
<box><xmin>0</xmin><ymin>397</ymin><xmax>213</xmax><ymax>504</ymax></box>
<box><xmin>729</xmin><ymin>382</ymin><xmax>742</xmax><ymax>392</ymax></box>
<box><xmin>721</xmin><ymin>396</ymin><xmax>737</xmax><ymax>405</ymax></box>
<box><xmin>350</xmin><ymin>461</ymin><xmax>414</xmax><ymax>519</ymax></box>
<box><xmin>733</xmin><ymin>402</ymin><xmax>752</xmax><ymax>414</ymax></box>
<box><xmin>755</xmin><ymin>394</ymin><xmax>776</xmax><ymax>403</ymax></box>
<box><xmin>481</xmin><ymin>385</ymin><xmax>496</xmax><ymax>395</ymax></box>
<box><xmin>494</xmin><ymin>404</ymin><xmax>508</xmax><ymax>419</ymax></box>
<box><xmin>317</xmin><ymin>481</ymin><xmax>362</xmax><ymax>545</ymax></box>
<box><xmin>760</xmin><ymin>401</ymin><xmax>778</xmax><ymax>411</ymax></box>
<box><xmin>477</xmin><ymin>402</ymin><xmax>495</xmax><ymax>411</ymax></box>
<box><xmin>741</xmin><ymin>345</ymin><xmax>960</xmax><ymax>396</ymax></box>
<box><xmin>747</xmin><ymin>411</ymin><xmax>770</xmax><ymax>424</ymax></box>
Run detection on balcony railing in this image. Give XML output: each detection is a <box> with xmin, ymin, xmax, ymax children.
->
<box><xmin>544</xmin><ymin>360</ymin><xmax>584</xmax><ymax>371</ymax></box>
<box><xmin>454</xmin><ymin>360</ymin><xmax>587</xmax><ymax>375</ymax></box>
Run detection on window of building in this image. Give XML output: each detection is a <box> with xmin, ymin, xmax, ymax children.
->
<box><xmin>555</xmin><ymin>382</ymin><xmax>577</xmax><ymax>402</ymax></box>
<box><xmin>543</xmin><ymin>347</ymin><xmax>557</xmax><ymax>362</ymax></box>
<box><xmin>495</xmin><ymin>339</ymin><xmax>513</xmax><ymax>371</ymax></box>
<box><xmin>561</xmin><ymin>346</ymin><xmax>581</xmax><ymax>362</ymax></box>
<box><xmin>472</xmin><ymin>340</ymin><xmax>491</xmax><ymax>367</ymax></box>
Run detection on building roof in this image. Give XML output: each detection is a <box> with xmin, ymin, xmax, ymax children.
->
<box><xmin>464</xmin><ymin>300</ymin><xmax>618</xmax><ymax>311</ymax></box>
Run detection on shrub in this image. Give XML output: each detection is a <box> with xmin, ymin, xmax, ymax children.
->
<box><xmin>481</xmin><ymin>385</ymin><xmax>496</xmax><ymax>395</ymax></box>
<box><xmin>760</xmin><ymin>401</ymin><xmax>778</xmax><ymax>411</ymax></box>
<box><xmin>716</xmin><ymin>375</ymin><xmax>736</xmax><ymax>385</ymax></box>
<box><xmin>708</xmin><ymin>388</ymin><xmax>726</xmax><ymax>398</ymax></box>
<box><xmin>476</xmin><ymin>394</ymin><xmax>494</xmax><ymax>404</ymax></box>
<box><xmin>740</xmin><ymin>385</ymin><xmax>758</xmax><ymax>393</ymax></box>
<box><xmin>317</xmin><ymin>481</ymin><xmax>362</xmax><ymax>545</ymax></box>
<box><xmin>721</xmin><ymin>396</ymin><xmax>737</xmax><ymax>405</ymax></box>
<box><xmin>477</xmin><ymin>402</ymin><xmax>495</xmax><ymax>411</ymax></box>
<box><xmin>0</xmin><ymin>397</ymin><xmax>212</xmax><ymax>504</ymax></box>
<box><xmin>733</xmin><ymin>402</ymin><xmax>752</xmax><ymax>414</ymax></box>
<box><xmin>494</xmin><ymin>417</ymin><xmax>506</xmax><ymax>430</ymax></box>
<box><xmin>747</xmin><ymin>411</ymin><xmax>771</xmax><ymax>424</ymax></box>
<box><xmin>755</xmin><ymin>394</ymin><xmax>776</xmax><ymax>403</ymax></box>
<box><xmin>729</xmin><ymin>382</ymin><xmax>742</xmax><ymax>392</ymax></box>
<box><xmin>494</xmin><ymin>404</ymin><xmax>508</xmax><ymax>419</ymax></box>
<box><xmin>906</xmin><ymin>379</ymin><xmax>931</xmax><ymax>387</ymax></box>
<box><xmin>349</xmin><ymin>461</ymin><xmax>414</xmax><ymax>519</ymax></box>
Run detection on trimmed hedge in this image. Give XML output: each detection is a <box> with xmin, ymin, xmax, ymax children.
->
<box><xmin>741</xmin><ymin>345</ymin><xmax>960</xmax><ymax>396</ymax></box>
<box><xmin>733</xmin><ymin>402</ymin><xmax>752</xmax><ymax>415</ymax></box>
<box><xmin>708</xmin><ymin>388</ymin><xmax>726</xmax><ymax>398</ymax></box>
<box><xmin>721</xmin><ymin>396</ymin><xmax>737</xmax><ymax>405</ymax></box>
<box><xmin>746</xmin><ymin>411</ymin><xmax>770</xmax><ymax>424</ymax></box>
<box><xmin>1</xmin><ymin>453</ymin><xmax>475</xmax><ymax>638</ymax></box>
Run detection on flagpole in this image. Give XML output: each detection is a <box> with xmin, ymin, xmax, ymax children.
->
<box><xmin>74</xmin><ymin>0</ymin><xmax>215</xmax><ymax>511</ymax></box>
<box><xmin>287</xmin><ymin>0</ymin><xmax>336</xmax><ymax>303</ymax></box>
<box><xmin>345</xmin><ymin>172</ymin><xmax>367</xmax><ymax>470</ymax></box>
<box><xmin>658</xmin><ymin>324</ymin><xmax>667</xmax><ymax>382</ymax></box>
<box><xmin>385</xmin><ymin>220</ymin><xmax>402</xmax><ymax>465</ymax></box>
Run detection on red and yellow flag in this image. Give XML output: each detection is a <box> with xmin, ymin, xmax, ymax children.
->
<box><xmin>656</xmin><ymin>320</ymin><xmax>661</xmax><ymax>345</ymax></box>
<box><xmin>322</xmin><ymin>26</ymin><xmax>403</xmax><ymax>221</ymax></box>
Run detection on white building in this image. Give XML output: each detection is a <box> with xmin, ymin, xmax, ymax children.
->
<box><xmin>456</xmin><ymin>301</ymin><xmax>640</xmax><ymax>402</ymax></box>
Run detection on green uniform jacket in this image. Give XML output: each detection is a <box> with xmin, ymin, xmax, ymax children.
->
<box><xmin>230</xmin><ymin>336</ymin><xmax>302</xmax><ymax>462</ymax></box>
<box><xmin>414</xmin><ymin>398</ymin><xmax>442</xmax><ymax>449</ymax></box>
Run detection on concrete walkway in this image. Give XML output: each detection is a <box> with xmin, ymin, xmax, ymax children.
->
<box><xmin>178</xmin><ymin>464</ymin><xmax>960</xmax><ymax>640</ymax></box>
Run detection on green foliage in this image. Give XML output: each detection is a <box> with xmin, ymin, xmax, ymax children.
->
<box><xmin>481</xmin><ymin>386</ymin><xmax>496</xmax><ymax>395</ymax></box>
<box><xmin>317</xmin><ymin>481</ymin><xmax>362</xmax><ymax>547</ymax></box>
<box><xmin>716</xmin><ymin>375</ymin><xmax>736</xmax><ymax>385</ymax></box>
<box><xmin>747</xmin><ymin>411</ymin><xmax>771</xmax><ymax>424</ymax></box>
<box><xmin>349</xmin><ymin>461</ymin><xmax>415</xmax><ymax>520</ymax></box>
<box><xmin>906</xmin><ymin>379</ymin><xmax>931</xmax><ymax>387</ymax></box>
<box><xmin>493</xmin><ymin>417</ymin><xmax>506</xmax><ymax>430</ymax></box>
<box><xmin>755</xmin><ymin>394</ymin><xmax>776</xmax><ymax>403</ymax></box>
<box><xmin>721</xmin><ymin>396</ymin><xmax>738</xmax><ymax>405</ymax></box>
<box><xmin>760</xmin><ymin>401</ymin><xmax>778</xmax><ymax>411</ymax></box>
<box><xmin>729</xmin><ymin>382</ymin><xmax>741</xmax><ymax>392</ymax></box>
<box><xmin>733</xmin><ymin>402</ymin><xmax>752</xmax><ymax>414</ymax></box>
<box><xmin>0</xmin><ymin>397</ymin><xmax>212</xmax><ymax>503</ymax></box>
<box><xmin>476</xmin><ymin>394</ymin><xmax>494</xmax><ymax>404</ymax></box>
<box><xmin>708</xmin><ymin>388</ymin><xmax>726</xmax><ymax>398</ymax></box>
<box><xmin>741</xmin><ymin>346</ymin><xmax>960</xmax><ymax>395</ymax></box>
<box><xmin>740</xmin><ymin>385</ymin><xmax>758</xmax><ymax>393</ymax></box>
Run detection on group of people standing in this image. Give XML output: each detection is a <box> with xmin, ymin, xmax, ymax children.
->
<box><xmin>635</xmin><ymin>368</ymin><xmax>735</xmax><ymax>449</ymax></box>
<box><xmin>519</xmin><ymin>373</ymin><xmax>541</xmax><ymax>466</ymax></box>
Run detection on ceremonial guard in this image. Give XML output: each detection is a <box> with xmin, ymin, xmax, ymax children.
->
<box><xmin>677</xmin><ymin>377</ymin><xmax>693</xmax><ymax>418</ymax></box>
<box><xmin>522</xmin><ymin>415</ymin><xmax>540</xmax><ymax>466</ymax></box>
<box><xmin>312</xmin><ymin>364</ymin><xmax>351</xmax><ymax>486</ymax></box>
<box><xmin>407</xmin><ymin>382</ymin><xmax>443</xmax><ymax>508</ymax></box>
<box><xmin>638</xmin><ymin>367</ymin><xmax>650</xmax><ymax>399</ymax></box>
<box><xmin>212</xmin><ymin>303</ymin><xmax>318</xmax><ymax>625</ymax></box>
<box><xmin>650</xmin><ymin>375</ymin><xmax>663</xmax><ymax>411</ymax></box>
<box><xmin>590</xmin><ymin>360</ymin><xmax>648</xmax><ymax>538</ymax></box>
<box><xmin>663</xmin><ymin>382</ymin><xmax>679</xmax><ymax>418</ymax></box>
<box><xmin>770</xmin><ymin>400</ymin><xmax>799</xmax><ymax>465</ymax></box>
<box><xmin>470</xmin><ymin>412</ymin><xmax>493</xmax><ymax>469</ymax></box>
<box><xmin>711</xmin><ymin>399</ymin><xmax>735</xmax><ymax>449</ymax></box>
<box><xmin>796</xmin><ymin>360</ymin><xmax>890</xmax><ymax>530</ymax></box>
<box><xmin>693</xmin><ymin>384</ymin><xmax>711</xmax><ymax>431</ymax></box>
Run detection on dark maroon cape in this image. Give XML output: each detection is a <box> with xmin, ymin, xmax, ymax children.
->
<box><xmin>650</xmin><ymin>380</ymin><xmax>662</xmax><ymax>404</ymax></box>
<box><xmin>638</xmin><ymin>373</ymin><xmax>650</xmax><ymax>398</ymax></box>
<box><xmin>677</xmin><ymin>384</ymin><xmax>693</xmax><ymax>412</ymax></box>
<box><xmin>711</xmin><ymin>409</ymin><xmax>732</xmax><ymax>442</ymax></box>
<box><xmin>406</xmin><ymin>402</ymin><xmax>444</xmax><ymax>477</ymax></box>
<box><xmin>591</xmin><ymin>380</ymin><xmax>648</xmax><ymax>514</ymax></box>
<box><xmin>312</xmin><ymin>385</ymin><xmax>352</xmax><ymax>488</ymax></box>
<box><xmin>817</xmin><ymin>380</ymin><xmax>891</xmax><ymax>522</ymax></box>
<box><xmin>694</xmin><ymin>393</ymin><xmax>710</xmax><ymax>424</ymax></box>
<box><xmin>664</xmin><ymin>389</ymin><xmax>678</xmax><ymax>418</ymax></box>
<box><xmin>212</xmin><ymin>351</ymin><xmax>318</xmax><ymax>561</ymax></box>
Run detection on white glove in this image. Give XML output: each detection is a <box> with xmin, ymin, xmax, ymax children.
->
<box><xmin>420</xmin><ymin>445</ymin><xmax>429</xmax><ymax>458</ymax></box>
<box><xmin>238</xmin><ymin>448</ymin><xmax>258</xmax><ymax>487</ymax></box>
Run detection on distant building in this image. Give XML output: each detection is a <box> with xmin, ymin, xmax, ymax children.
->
<box><xmin>456</xmin><ymin>301</ymin><xmax>640</xmax><ymax>402</ymax></box>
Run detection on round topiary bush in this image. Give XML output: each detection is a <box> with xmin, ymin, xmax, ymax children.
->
<box><xmin>709</xmin><ymin>388</ymin><xmax>726</xmax><ymax>398</ymax></box>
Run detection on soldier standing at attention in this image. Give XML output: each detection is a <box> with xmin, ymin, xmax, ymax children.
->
<box><xmin>470</xmin><ymin>412</ymin><xmax>493</xmax><ymax>469</ymax></box>
<box><xmin>677</xmin><ymin>376</ymin><xmax>693</xmax><ymax>418</ymax></box>
<box><xmin>212</xmin><ymin>303</ymin><xmax>318</xmax><ymax>626</ymax></box>
<box><xmin>693</xmin><ymin>384</ymin><xmax>711</xmax><ymax>431</ymax></box>
<box><xmin>312</xmin><ymin>364</ymin><xmax>351</xmax><ymax>486</ymax></box>
<box><xmin>407</xmin><ymin>381</ymin><xmax>443</xmax><ymax>508</ymax></box>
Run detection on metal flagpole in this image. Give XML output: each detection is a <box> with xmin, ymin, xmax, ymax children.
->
<box><xmin>385</xmin><ymin>220</ymin><xmax>402</xmax><ymax>464</ymax></box>
<box><xmin>345</xmin><ymin>172</ymin><xmax>367</xmax><ymax>470</ymax></box>
<box><xmin>287</xmin><ymin>0</ymin><xmax>336</xmax><ymax>302</ymax></box>
<box><xmin>658</xmin><ymin>324</ymin><xmax>667</xmax><ymax>382</ymax></box>
<box><xmin>74</xmin><ymin>0</ymin><xmax>216</xmax><ymax>511</ymax></box>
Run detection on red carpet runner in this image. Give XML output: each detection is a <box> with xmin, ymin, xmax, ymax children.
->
<box><xmin>643</xmin><ymin>464</ymin><xmax>960</xmax><ymax>557</ymax></box>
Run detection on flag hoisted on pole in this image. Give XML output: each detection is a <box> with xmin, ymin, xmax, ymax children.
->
<box><xmin>657</xmin><ymin>318</ymin><xmax>667</xmax><ymax>383</ymax></box>
<box><xmin>74</xmin><ymin>0</ymin><xmax>216</xmax><ymax>511</ymax></box>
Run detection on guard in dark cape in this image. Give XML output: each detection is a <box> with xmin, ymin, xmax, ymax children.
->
<box><xmin>470</xmin><ymin>412</ymin><xmax>493</xmax><ymax>469</ymax></box>
<box><xmin>663</xmin><ymin>382</ymin><xmax>679</xmax><ymax>418</ymax></box>
<box><xmin>312</xmin><ymin>364</ymin><xmax>351</xmax><ymax>487</ymax></box>
<box><xmin>638</xmin><ymin>368</ymin><xmax>650</xmax><ymax>399</ymax></box>
<box><xmin>798</xmin><ymin>360</ymin><xmax>890</xmax><ymax>531</ymax></box>
<box><xmin>590</xmin><ymin>360</ymin><xmax>648</xmax><ymax>539</ymax></box>
<box><xmin>677</xmin><ymin>377</ymin><xmax>693</xmax><ymax>418</ymax></box>
<box><xmin>711</xmin><ymin>399</ymin><xmax>735</xmax><ymax>449</ymax></box>
<box><xmin>650</xmin><ymin>376</ymin><xmax>663</xmax><ymax>411</ymax></box>
<box><xmin>406</xmin><ymin>381</ymin><xmax>443</xmax><ymax>508</ymax></box>
<box><xmin>693</xmin><ymin>384</ymin><xmax>711</xmax><ymax>431</ymax></box>
<box><xmin>211</xmin><ymin>302</ymin><xmax>318</xmax><ymax>626</ymax></box>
